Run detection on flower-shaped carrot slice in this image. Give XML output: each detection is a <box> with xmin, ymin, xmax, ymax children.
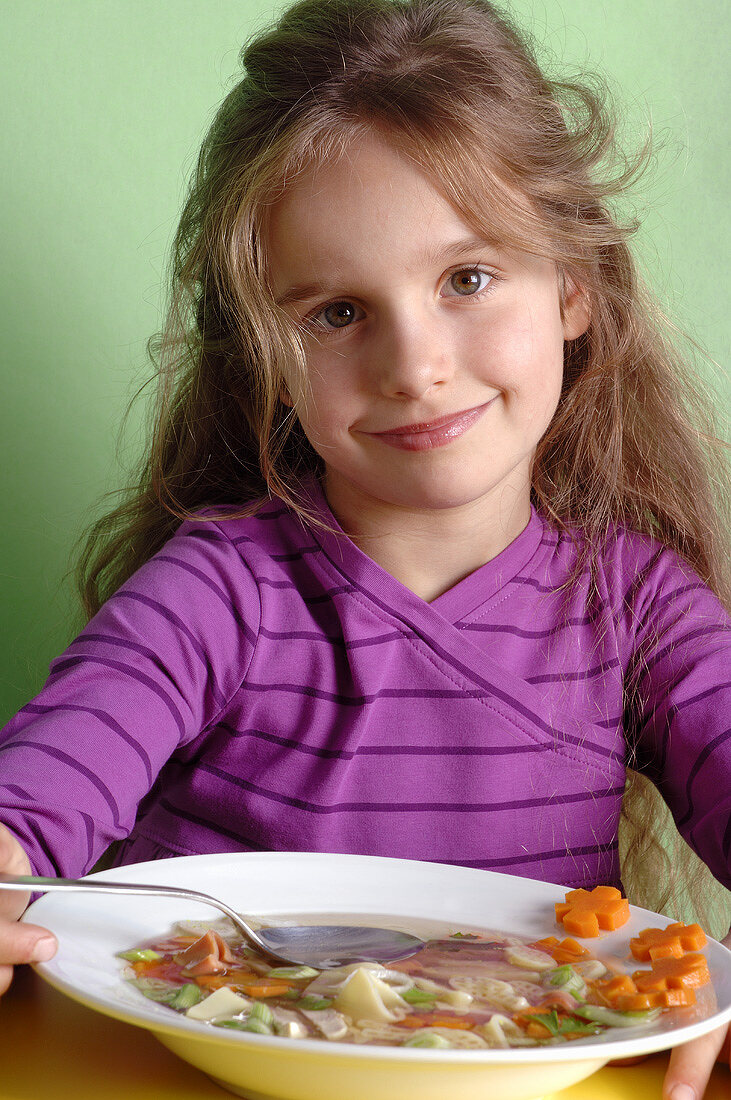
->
<box><xmin>614</xmin><ymin>986</ymin><xmax>696</xmax><ymax>1011</ymax></box>
<box><xmin>632</xmin><ymin>952</ymin><xmax>710</xmax><ymax>993</ymax></box>
<box><xmin>595</xmin><ymin>974</ymin><xmax>637</xmax><ymax>1003</ymax></box>
<box><xmin>630</xmin><ymin>922</ymin><xmax>707</xmax><ymax>962</ymax></box>
<box><xmin>533</xmin><ymin>936</ymin><xmax>591</xmax><ymax>962</ymax></box>
<box><xmin>555</xmin><ymin>886</ymin><xmax>630</xmax><ymax>937</ymax></box>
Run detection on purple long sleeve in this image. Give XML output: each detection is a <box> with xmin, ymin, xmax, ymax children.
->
<box><xmin>1</xmin><ymin>476</ymin><xmax>728</xmax><ymax>890</ymax></box>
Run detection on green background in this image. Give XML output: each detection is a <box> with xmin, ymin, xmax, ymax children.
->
<box><xmin>1</xmin><ymin>0</ymin><xmax>728</xmax><ymax>725</ymax></box>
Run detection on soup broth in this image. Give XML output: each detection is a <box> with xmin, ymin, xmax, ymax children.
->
<box><xmin>118</xmin><ymin>912</ymin><xmax>689</xmax><ymax>1049</ymax></box>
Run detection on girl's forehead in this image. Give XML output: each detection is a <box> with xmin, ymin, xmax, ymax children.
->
<box><xmin>265</xmin><ymin>133</ymin><xmax>502</xmax><ymax>283</ymax></box>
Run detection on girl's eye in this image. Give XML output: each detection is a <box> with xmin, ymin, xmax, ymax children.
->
<box><xmin>305</xmin><ymin>301</ymin><xmax>362</xmax><ymax>330</ymax></box>
<box><xmin>441</xmin><ymin>267</ymin><xmax>492</xmax><ymax>297</ymax></box>
<box><xmin>303</xmin><ymin>267</ymin><xmax>497</xmax><ymax>334</ymax></box>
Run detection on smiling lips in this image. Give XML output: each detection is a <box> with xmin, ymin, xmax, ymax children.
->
<box><xmin>368</xmin><ymin>401</ymin><xmax>494</xmax><ymax>451</ymax></box>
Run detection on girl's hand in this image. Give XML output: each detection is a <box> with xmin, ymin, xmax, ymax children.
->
<box><xmin>662</xmin><ymin>930</ymin><xmax>731</xmax><ymax>1100</ymax></box>
<box><xmin>0</xmin><ymin>822</ymin><xmax>57</xmax><ymax>996</ymax></box>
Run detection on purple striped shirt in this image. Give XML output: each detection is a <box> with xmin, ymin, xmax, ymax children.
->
<box><xmin>1</xmin><ymin>477</ymin><xmax>729</xmax><ymax>890</ymax></box>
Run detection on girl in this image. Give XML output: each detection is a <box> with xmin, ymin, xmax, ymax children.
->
<box><xmin>1</xmin><ymin>0</ymin><xmax>728</xmax><ymax>1094</ymax></box>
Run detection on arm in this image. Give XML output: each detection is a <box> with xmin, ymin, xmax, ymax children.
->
<box><xmin>0</xmin><ymin>518</ymin><xmax>260</xmax><ymax>880</ymax></box>
<box><xmin>622</xmin><ymin>546</ymin><xmax>730</xmax><ymax>888</ymax></box>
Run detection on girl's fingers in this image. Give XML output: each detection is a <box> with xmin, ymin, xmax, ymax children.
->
<box><xmin>663</xmin><ymin>1022</ymin><xmax>730</xmax><ymax>1100</ymax></box>
<box><xmin>0</xmin><ymin>918</ymin><xmax>57</xmax><ymax>968</ymax></box>
<box><xmin>0</xmin><ymin>964</ymin><xmax>13</xmax><ymax>997</ymax></box>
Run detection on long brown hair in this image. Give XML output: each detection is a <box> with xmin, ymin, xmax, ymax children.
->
<box><xmin>74</xmin><ymin>0</ymin><xmax>729</xmax><ymax>931</ymax></box>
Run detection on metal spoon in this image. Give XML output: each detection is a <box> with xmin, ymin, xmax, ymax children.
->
<box><xmin>0</xmin><ymin>872</ymin><xmax>425</xmax><ymax>969</ymax></box>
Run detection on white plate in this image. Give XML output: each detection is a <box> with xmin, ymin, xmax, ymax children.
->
<box><xmin>24</xmin><ymin>852</ymin><xmax>731</xmax><ymax>1100</ymax></box>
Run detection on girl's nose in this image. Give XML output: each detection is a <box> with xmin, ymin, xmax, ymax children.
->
<box><xmin>374</xmin><ymin>308</ymin><xmax>456</xmax><ymax>400</ymax></box>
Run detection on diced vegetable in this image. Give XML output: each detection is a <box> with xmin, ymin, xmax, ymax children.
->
<box><xmin>543</xmin><ymin>965</ymin><xmax>586</xmax><ymax>998</ymax></box>
<box><xmin>632</xmin><ymin>953</ymin><xmax>710</xmax><ymax>993</ymax></box>
<box><xmin>505</xmin><ymin>946</ymin><xmax>556</xmax><ymax>971</ymax></box>
<box><xmin>555</xmin><ymin>886</ymin><xmax>630</xmax><ymax>937</ymax></box>
<box><xmin>249</xmin><ymin>1001</ymin><xmax>275</xmax><ymax>1027</ymax></box>
<box><xmin>297</xmin><ymin>995</ymin><xmax>333</xmax><ymax>1010</ymax></box>
<box><xmin>238</xmin><ymin>980</ymin><xmax>293</xmax><ymax>998</ymax></box>
<box><xmin>397</xmin><ymin>1014</ymin><xmax>474</xmax><ymax>1030</ymax></box>
<box><xmin>575</xmin><ymin>1003</ymin><xmax>661</xmax><ymax>1028</ymax></box>
<box><xmin>168</xmin><ymin>983</ymin><xmax>204</xmax><ymax>1010</ymax></box>
<box><xmin>242</xmin><ymin>1017</ymin><xmax>274</xmax><ymax>1035</ymax></box>
<box><xmin>116</xmin><ymin>948</ymin><xmax>162</xmax><ymax>962</ymax></box>
<box><xmin>128</xmin><ymin>977</ymin><xmax>181</xmax><ymax>1004</ymax></box>
<box><xmin>403</xmin><ymin>1031</ymin><xmax>453</xmax><ymax>1048</ymax></box>
<box><xmin>266</xmin><ymin>965</ymin><xmax>320</xmax><ymax>980</ymax></box>
<box><xmin>401</xmin><ymin>987</ymin><xmax>437</xmax><ymax>1005</ymax></box>
<box><xmin>630</xmin><ymin>923</ymin><xmax>708</xmax><ymax>963</ymax></box>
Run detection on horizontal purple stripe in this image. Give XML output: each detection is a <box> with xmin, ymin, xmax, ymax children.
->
<box><xmin>218</xmin><ymin>724</ymin><xmax>544</xmax><ymax>759</ymax></box>
<box><xmin>448</xmin><ymin>841</ymin><xmax>618</xmax><ymax>869</ymax></box>
<box><xmin>511</xmin><ymin>575</ymin><xmax>559</xmax><ymax>594</ymax></box>
<box><xmin>21</xmin><ymin>703</ymin><xmax>154</xmax><ymax>785</ymax></box>
<box><xmin>271</xmin><ymin>546</ymin><xmax>322</xmax><ymax>562</ymax></box>
<box><xmin>1</xmin><ymin>783</ymin><xmax>33</xmax><ymax>799</ymax></box>
<box><xmin>110</xmin><ymin>593</ymin><xmax>229</xmax><ymax>708</ymax></box>
<box><xmin>258</xmin><ymin>626</ymin><xmax>405</xmax><ymax>650</ymax></box>
<box><xmin>243</xmin><ymin>681</ymin><xmax>474</xmax><ymax>705</ymax></box>
<box><xmin>641</xmin><ymin>625</ymin><xmax>730</xmax><ymax>677</ymax></box>
<box><xmin>197</xmin><ymin>761</ymin><xmax>624</xmax><ymax>814</ymax></box>
<box><xmin>525</xmin><ymin>657</ymin><xmax>622</xmax><ymax>685</ymax></box>
<box><xmin>80</xmin><ymin>810</ymin><xmax>96</xmax><ymax>869</ymax></box>
<box><xmin>255</xmin><ymin>577</ymin><xmax>357</xmax><ymax>604</ymax></box>
<box><xmin>157</xmin><ymin>798</ymin><xmax>267</xmax><ymax>850</ymax></box>
<box><xmin>459</xmin><ymin>616</ymin><xmax>595</xmax><ymax>638</ymax></box>
<box><xmin>644</xmin><ymin>682</ymin><xmax>730</xmax><ymax>777</ymax></box>
<box><xmin>155</xmin><ymin>553</ymin><xmax>258</xmax><ymax>649</ymax></box>
<box><xmin>621</xmin><ymin>546</ymin><xmax>666</xmax><ymax>617</ymax></box>
<box><xmin>675</xmin><ymin>727</ymin><xmax>730</xmax><ymax>829</ymax></box>
<box><xmin>47</xmin><ymin>655</ymin><xmax>187</xmax><ymax>739</ymax></box>
<box><xmin>185</xmin><ymin>528</ymin><xmax>233</xmax><ymax>545</ymax></box>
<box><xmin>253</xmin><ymin>505</ymin><xmax>290</xmax><ymax>521</ymax></box>
<box><xmin>24</xmin><ymin>813</ymin><xmax>62</xmax><ymax>877</ymax></box>
<box><xmin>646</xmin><ymin>580</ymin><xmax>713</xmax><ymax>623</ymax></box>
<box><xmin>0</xmin><ymin>740</ymin><xmax>121</xmax><ymax>828</ymax></box>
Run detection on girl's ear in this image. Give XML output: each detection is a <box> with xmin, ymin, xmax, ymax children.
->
<box><xmin>279</xmin><ymin>382</ymin><xmax>294</xmax><ymax>407</ymax></box>
<box><xmin>560</xmin><ymin>271</ymin><xmax>591</xmax><ymax>341</ymax></box>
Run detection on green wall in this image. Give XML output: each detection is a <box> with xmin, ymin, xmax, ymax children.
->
<box><xmin>1</xmin><ymin>0</ymin><xmax>728</xmax><ymax>724</ymax></box>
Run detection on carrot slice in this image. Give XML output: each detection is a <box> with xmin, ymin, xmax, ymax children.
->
<box><xmin>630</xmin><ymin>923</ymin><xmax>707</xmax><ymax>962</ymax></box>
<box><xmin>397</xmin><ymin>1014</ymin><xmax>474</xmax><ymax>1029</ymax></box>
<box><xmin>555</xmin><ymin>886</ymin><xmax>630</xmax><ymax>937</ymax></box>
<box><xmin>632</xmin><ymin>953</ymin><xmax>710</xmax><ymax>993</ymax></box>
<box><xmin>238</xmin><ymin>980</ymin><xmax>293</xmax><ymax>997</ymax></box>
<box><xmin>533</xmin><ymin>936</ymin><xmax>591</xmax><ymax>963</ymax></box>
<box><xmin>615</xmin><ymin>986</ymin><xmax>696</xmax><ymax>1011</ymax></box>
<box><xmin>195</xmin><ymin>967</ymin><xmax>261</xmax><ymax>991</ymax></box>
<box><xmin>595</xmin><ymin>974</ymin><xmax>637</xmax><ymax>1003</ymax></box>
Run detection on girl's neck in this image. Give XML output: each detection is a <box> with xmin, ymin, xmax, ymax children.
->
<box><xmin>321</xmin><ymin>475</ymin><xmax>532</xmax><ymax>603</ymax></box>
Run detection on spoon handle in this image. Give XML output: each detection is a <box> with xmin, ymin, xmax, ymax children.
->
<box><xmin>0</xmin><ymin>872</ymin><xmax>286</xmax><ymax>963</ymax></box>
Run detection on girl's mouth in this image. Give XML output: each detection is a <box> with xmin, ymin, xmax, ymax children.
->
<box><xmin>367</xmin><ymin>401</ymin><xmax>494</xmax><ymax>451</ymax></box>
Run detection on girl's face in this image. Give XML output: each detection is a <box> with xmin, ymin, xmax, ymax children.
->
<box><xmin>267</xmin><ymin>132</ymin><xmax>589</xmax><ymax>529</ymax></box>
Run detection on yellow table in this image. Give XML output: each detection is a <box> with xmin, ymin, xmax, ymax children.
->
<box><xmin>0</xmin><ymin>967</ymin><xmax>728</xmax><ymax>1099</ymax></box>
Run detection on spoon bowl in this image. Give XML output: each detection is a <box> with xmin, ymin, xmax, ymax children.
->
<box><xmin>0</xmin><ymin>872</ymin><xmax>425</xmax><ymax>968</ymax></box>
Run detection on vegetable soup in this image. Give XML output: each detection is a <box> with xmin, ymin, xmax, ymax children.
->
<box><xmin>118</xmin><ymin>913</ymin><xmax>708</xmax><ymax>1050</ymax></box>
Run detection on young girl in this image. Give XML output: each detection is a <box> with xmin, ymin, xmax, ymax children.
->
<box><xmin>1</xmin><ymin>0</ymin><xmax>728</xmax><ymax>1093</ymax></box>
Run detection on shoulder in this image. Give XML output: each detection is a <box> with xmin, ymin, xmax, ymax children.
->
<box><xmin>576</xmin><ymin>521</ymin><xmax>728</xmax><ymax>647</ymax></box>
<box><xmin>535</xmin><ymin>514</ymin><xmax>728</xmax><ymax>638</ymax></box>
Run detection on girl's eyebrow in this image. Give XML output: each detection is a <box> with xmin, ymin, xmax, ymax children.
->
<box><xmin>274</xmin><ymin>235</ymin><xmax>496</xmax><ymax>307</ymax></box>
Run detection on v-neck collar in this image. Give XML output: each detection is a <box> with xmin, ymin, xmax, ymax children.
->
<box><xmin>298</xmin><ymin>475</ymin><xmax>546</xmax><ymax>625</ymax></box>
